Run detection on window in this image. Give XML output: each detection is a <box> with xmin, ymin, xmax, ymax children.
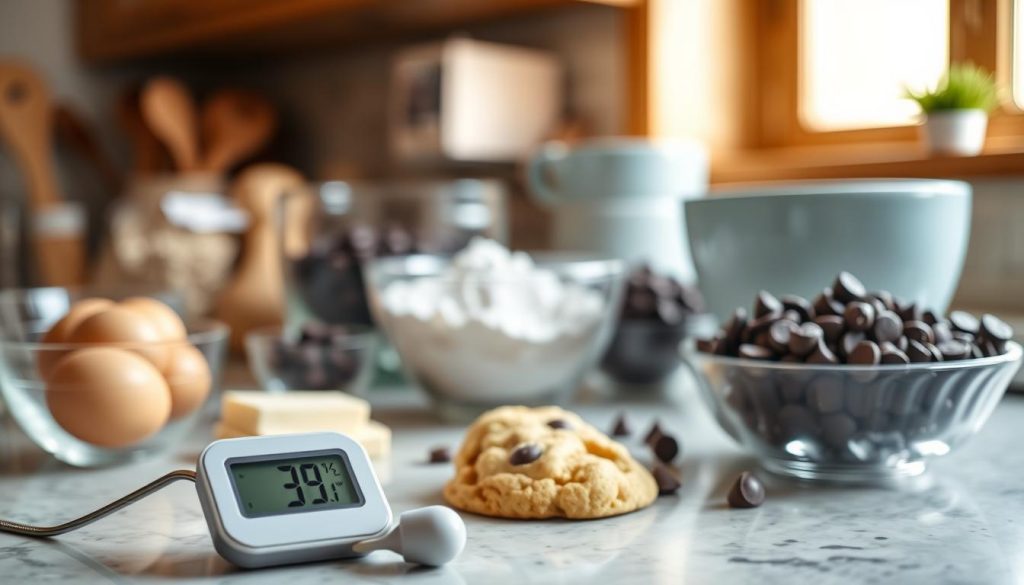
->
<box><xmin>1013</xmin><ymin>0</ymin><xmax>1024</xmax><ymax>109</ymax></box>
<box><xmin>800</xmin><ymin>0</ymin><xmax>949</xmax><ymax>131</ymax></box>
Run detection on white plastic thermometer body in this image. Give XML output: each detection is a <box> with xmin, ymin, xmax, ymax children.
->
<box><xmin>195</xmin><ymin>432</ymin><xmax>392</xmax><ymax>568</ymax></box>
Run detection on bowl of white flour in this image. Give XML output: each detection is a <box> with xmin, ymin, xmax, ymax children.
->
<box><xmin>366</xmin><ymin>238</ymin><xmax>626</xmax><ymax>420</ymax></box>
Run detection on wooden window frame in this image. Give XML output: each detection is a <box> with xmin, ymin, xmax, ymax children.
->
<box><xmin>754</xmin><ymin>0</ymin><xmax>1024</xmax><ymax>149</ymax></box>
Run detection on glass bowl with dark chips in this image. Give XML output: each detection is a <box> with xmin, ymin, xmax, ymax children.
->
<box><xmin>245</xmin><ymin>323</ymin><xmax>379</xmax><ymax>394</ymax></box>
<box><xmin>687</xmin><ymin>272</ymin><xmax>1024</xmax><ymax>483</ymax></box>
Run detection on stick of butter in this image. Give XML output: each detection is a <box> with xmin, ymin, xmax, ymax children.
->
<box><xmin>213</xmin><ymin>420</ymin><xmax>392</xmax><ymax>459</ymax></box>
<box><xmin>221</xmin><ymin>391</ymin><xmax>370</xmax><ymax>436</ymax></box>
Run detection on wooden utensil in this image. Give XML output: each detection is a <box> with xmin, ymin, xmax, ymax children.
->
<box><xmin>215</xmin><ymin>163</ymin><xmax>311</xmax><ymax>351</ymax></box>
<box><xmin>54</xmin><ymin>103</ymin><xmax>123</xmax><ymax>194</ymax></box>
<box><xmin>141</xmin><ymin>76</ymin><xmax>200</xmax><ymax>172</ymax></box>
<box><xmin>116</xmin><ymin>87</ymin><xmax>172</xmax><ymax>175</ymax></box>
<box><xmin>201</xmin><ymin>89</ymin><xmax>277</xmax><ymax>174</ymax></box>
<box><xmin>0</xmin><ymin>60</ymin><xmax>85</xmax><ymax>286</ymax></box>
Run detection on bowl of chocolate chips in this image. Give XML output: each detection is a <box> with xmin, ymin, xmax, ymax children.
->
<box><xmin>601</xmin><ymin>266</ymin><xmax>716</xmax><ymax>385</ymax></box>
<box><xmin>689</xmin><ymin>272</ymin><xmax>1022</xmax><ymax>482</ymax></box>
<box><xmin>245</xmin><ymin>322</ymin><xmax>378</xmax><ymax>393</ymax></box>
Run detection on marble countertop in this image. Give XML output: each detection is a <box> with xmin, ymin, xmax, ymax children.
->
<box><xmin>2</xmin><ymin>373</ymin><xmax>1024</xmax><ymax>585</ymax></box>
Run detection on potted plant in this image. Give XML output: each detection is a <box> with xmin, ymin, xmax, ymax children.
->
<box><xmin>906</xmin><ymin>63</ymin><xmax>999</xmax><ymax>156</ymax></box>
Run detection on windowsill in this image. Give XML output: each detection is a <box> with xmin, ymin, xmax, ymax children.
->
<box><xmin>711</xmin><ymin>138</ymin><xmax>1024</xmax><ymax>185</ymax></box>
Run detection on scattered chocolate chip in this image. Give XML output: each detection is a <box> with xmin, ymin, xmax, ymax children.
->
<box><xmin>653</xmin><ymin>464</ymin><xmax>681</xmax><ymax>495</ymax></box>
<box><xmin>611</xmin><ymin>414</ymin><xmax>631</xmax><ymax>437</ymax></box>
<box><xmin>428</xmin><ymin>446</ymin><xmax>451</xmax><ymax>464</ymax></box>
<box><xmin>509</xmin><ymin>443</ymin><xmax>543</xmax><ymax>465</ymax></box>
<box><xmin>651</xmin><ymin>433</ymin><xmax>680</xmax><ymax>463</ymax></box>
<box><xmin>844</xmin><ymin>301</ymin><xmax>875</xmax><ymax>332</ymax></box>
<box><xmin>832</xmin><ymin>272</ymin><xmax>866</xmax><ymax>303</ymax></box>
<box><xmin>727</xmin><ymin>471</ymin><xmax>766</xmax><ymax>509</ymax></box>
<box><xmin>547</xmin><ymin>419</ymin><xmax>572</xmax><ymax>430</ymax></box>
<box><xmin>739</xmin><ymin>343</ymin><xmax>774</xmax><ymax>360</ymax></box>
<box><xmin>949</xmin><ymin>310</ymin><xmax>980</xmax><ymax>335</ymax></box>
<box><xmin>848</xmin><ymin>340</ymin><xmax>881</xmax><ymax>365</ymax></box>
<box><xmin>754</xmin><ymin>290</ymin><xmax>783</xmax><ymax>319</ymax></box>
<box><xmin>644</xmin><ymin>421</ymin><xmax>662</xmax><ymax>445</ymax></box>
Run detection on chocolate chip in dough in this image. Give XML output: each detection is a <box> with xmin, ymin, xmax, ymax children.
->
<box><xmin>509</xmin><ymin>443</ymin><xmax>543</xmax><ymax>465</ymax></box>
<box><xmin>428</xmin><ymin>446</ymin><xmax>451</xmax><ymax>464</ymax></box>
<box><xmin>653</xmin><ymin>465</ymin><xmax>681</xmax><ymax>495</ymax></box>
<box><xmin>727</xmin><ymin>472</ymin><xmax>766</xmax><ymax>509</ymax></box>
<box><xmin>611</xmin><ymin>413</ymin><xmax>631</xmax><ymax>437</ymax></box>
<box><xmin>832</xmin><ymin>272</ymin><xmax>867</xmax><ymax>303</ymax></box>
<box><xmin>547</xmin><ymin>419</ymin><xmax>572</xmax><ymax>430</ymax></box>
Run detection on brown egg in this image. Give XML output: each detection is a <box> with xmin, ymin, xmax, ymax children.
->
<box><xmin>46</xmin><ymin>347</ymin><xmax>171</xmax><ymax>448</ymax></box>
<box><xmin>67</xmin><ymin>306</ymin><xmax>171</xmax><ymax>371</ymax></box>
<box><xmin>119</xmin><ymin>297</ymin><xmax>187</xmax><ymax>341</ymax></box>
<box><xmin>164</xmin><ymin>344</ymin><xmax>212</xmax><ymax>419</ymax></box>
<box><xmin>38</xmin><ymin>298</ymin><xmax>115</xmax><ymax>379</ymax></box>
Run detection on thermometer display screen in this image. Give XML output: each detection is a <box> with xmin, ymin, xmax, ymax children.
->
<box><xmin>228</xmin><ymin>452</ymin><xmax>364</xmax><ymax>518</ymax></box>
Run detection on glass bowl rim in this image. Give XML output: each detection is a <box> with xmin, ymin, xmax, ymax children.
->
<box><xmin>367</xmin><ymin>252</ymin><xmax>628</xmax><ymax>285</ymax></box>
<box><xmin>687</xmin><ymin>340</ymin><xmax>1022</xmax><ymax>373</ymax></box>
<box><xmin>244</xmin><ymin>323</ymin><xmax>378</xmax><ymax>351</ymax></box>
<box><xmin>0</xmin><ymin>318</ymin><xmax>230</xmax><ymax>351</ymax></box>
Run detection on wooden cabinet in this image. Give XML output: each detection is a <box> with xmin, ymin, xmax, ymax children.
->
<box><xmin>76</xmin><ymin>0</ymin><xmax>639</xmax><ymax>63</ymax></box>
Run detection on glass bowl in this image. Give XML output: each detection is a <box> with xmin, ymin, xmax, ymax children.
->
<box><xmin>366</xmin><ymin>253</ymin><xmax>626</xmax><ymax>421</ymax></box>
<box><xmin>688</xmin><ymin>342</ymin><xmax>1022</xmax><ymax>482</ymax></box>
<box><xmin>245</xmin><ymin>325</ymin><xmax>379</xmax><ymax>393</ymax></box>
<box><xmin>0</xmin><ymin>317</ymin><xmax>228</xmax><ymax>468</ymax></box>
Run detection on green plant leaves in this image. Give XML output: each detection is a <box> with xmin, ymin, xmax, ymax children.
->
<box><xmin>905</xmin><ymin>63</ymin><xmax>998</xmax><ymax>113</ymax></box>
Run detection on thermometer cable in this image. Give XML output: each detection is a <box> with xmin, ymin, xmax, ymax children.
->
<box><xmin>0</xmin><ymin>469</ymin><xmax>196</xmax><ymax>537</ymax></box>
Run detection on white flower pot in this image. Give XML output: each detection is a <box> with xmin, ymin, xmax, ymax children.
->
<box><xmin>919</xmin><ymin>109</ymin><xmax>988</xmax><ymax>156</ymax></box>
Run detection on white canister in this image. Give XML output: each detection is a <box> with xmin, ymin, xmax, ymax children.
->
<box><xmin>526</xmin><ymin>138</ymin><xmax>708</xmax><ymax>283</ymax></box>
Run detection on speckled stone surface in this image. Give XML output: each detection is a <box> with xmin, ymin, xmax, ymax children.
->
<box><xmin>1</xmin><ymin>373</ymin><xmax>1024</xmax><ymax>584</ymax></box>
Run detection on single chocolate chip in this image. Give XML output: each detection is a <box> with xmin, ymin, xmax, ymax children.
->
<box><xmin>932</xmin><ymin>321</ymin><xmax>953</xmax><ymax>344</ymax></box>
<box><xmin>547</xmin><ymin>419</ymin><xmax>572</xmax><ymax>430</ymax></box>
<box><xmin>848</xmin><ymin>340</ymin><xmax>881</xmax><ymax>365</ymax></box>
<box><xmin>754</xmin><ymin>290</ymin><xmax>783</xmax><ymax>319</ymax></box>
<box><xmin>509</xmin><ymin>443</ymin><xmax>543</xmax><ymax>465</ymax></box>
<box><xmin>807</xmin><ymin>340</ymin><xmax>839</xmax><ymax>364</ymax></box>
<box><xmin>727</xmin><ymin>472</ymin><xmax>766</xmax><ymax>509</ymax></box>
<box><xmin>813</xmin><ymin>289</ymin><xmax>845</xmax><ymax>317</ymax></box>
<box><xmin>782</xmin><ymin>309</ymin><xmax>803</xmax><ymax>323</ymax></box>
<box><xmin>611</xmin><ymin>414</ymin><xmax>631</xmax><ymax>437</ymax></box>
<box><xmin>651</xmin><ymin>433</ymin><xmax>680</xmax><ymax>463</ymax></box>
<box><xmin>789</xmin><ymin>322</ymin><xmax>824</xmax><ymax>357</ymax></box>
<box><xmin>768</xmin><ymin>320</ymin><xmax>798</xmax><ymax>354</ymax></box>
<box><xmin>781</xmin><ymin>294</ymin><xmax>815</xmax><ymax>322</ymax></box>
<box><xmin>980</xmin><ymin>339</ymin><xmax>1002</xmax><ymax>357</ymax></box>
<box><xmin>952</xmin><ymin>331</ymin><xmax>975</xmax><ymax>344</ymax></box>
<box><xmin>832</xmin><ymin>272</ymin><xmax>867</xmax><ymax>303</ymax></box>
<box><xmin>880</xmin><ymin>346</ymin><xmax>910</xmax><ymax>364</ymax></box>
<box><xmin>937</xmin><ymin>339</ymin><xmax>971</xmax><ymax>360</ymax></box>
<box><xmin>653</xmin><ymin>464</ymin><xmax>681</xmax><ymax>495</ymax></box>
<box><xmin>904</xmin><ymin>321</ymin><xmax>934</xmax><ymax>345</ymax></box>
<box><xmin>814</xmin><ymin>315</ymin><xmax>846</xmax><ymax>343</ymax></box>
<box><xmin>980</xmin><ymin>314</ymin><xmax>1013</xmax><ymax>343</ymax></box>
<box><xmin>840</xmin><ymin>331</ymin><xmax>866</xmax><ymax>358</ymax></box>
<box><xmin>896</xmin><ymin>335</ymin><xmax>909</xmax><ymax>352</ymax></box>
<box><xmin>644</xmin><ymin>421</ymin><xmax>663</xmax><ymax>444</ymax></box>
<box><xmin>898</xmin><ymin>302</ymin><xmax>923</xmax><ymax>322</ymax></box>
<box><xmin>922</xmin><ymin>310</ymin><xmax>939</xmax><ymax>326</ymax></box>
<box><xmin>906</xmin><ymin>340</ymin><xmax>933</xmax><ymax>363</ymax></box>
<box><xmin>949</xmin><ymin>311</ymin><xmax>980</xmax><ymax>335</ymax></box>
<box><xmin>844</xmin><ymin>301</ymin><xmax>875</xmax><ymax>332</ymax></box>
<box><xmin>872</xmin><ymin>310</ymin><xmax>903</xmax><ymax>344</ymax></box>
<box><xmin>867</xmin><ymin>290</ymin><xmax>895</xmax><ymax>311</ymax></box>
<box><xmin>739</xmin><ymin>343</ymin><xmax>774</xmax><ymax>360</ymax></box>
<box><xmin>428</xmin><ymin>446</ymin><xmax>451</xmax><ymax>464</ymax></box>
<box><xmin>926</xmin><ymin>342</ymin><xmax>944</xmax><ymax>362</ymax></box>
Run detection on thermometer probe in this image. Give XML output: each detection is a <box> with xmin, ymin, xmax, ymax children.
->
<box><xmin>0</xmin><ymin>433</ymin><xmax>467</xmax><ymax>568</ymax></box>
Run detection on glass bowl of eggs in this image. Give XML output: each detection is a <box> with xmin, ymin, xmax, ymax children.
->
<box><xmin>0</xmin><ymin>288</ymin><xmax>229</xmax><ymax>467</ymax></box>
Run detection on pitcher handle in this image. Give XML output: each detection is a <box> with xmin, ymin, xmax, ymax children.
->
<box><xmin>525</xmin><ymin>141</ymin><xmax>568</xmax><ymax>206</ymax></box>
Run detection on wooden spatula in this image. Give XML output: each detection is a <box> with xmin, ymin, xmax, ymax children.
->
<box><xmin>201</xmin><ymin>89</ymin><xmax>277</xmax><ymax>174</ymax></box>
<box><xmin>0</xmin><ymin>60</ymin><xmax>85</xmax><ymax>286</ymax></box>
<box><xmin>141</xmin><ymin>76</ymin><xmax>200</xmax><ymax>173</ymax></box>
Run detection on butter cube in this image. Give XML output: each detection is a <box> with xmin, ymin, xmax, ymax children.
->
<box><xmin>213</xmin><ymin>420</ymin><xmax>391</xmax><ymax>459</ymax></box>
<box><xmin>221</xmin><ymin>391</ymin><xmax>370</xmax><ymax>436</ymax></box>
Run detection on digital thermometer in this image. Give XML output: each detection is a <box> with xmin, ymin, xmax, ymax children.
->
<box><xmin>0</xmin><ymin>432</ymin><xmax>466</xmax><ymax>569</ymax></box>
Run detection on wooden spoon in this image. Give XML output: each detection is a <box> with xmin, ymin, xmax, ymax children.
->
<box><xmin>141</xmin><ymin>76</ymin><xmax>200</xmax><ymax>172</ymax></box>
<box><xmin>201</xmin><ymin>89</ymin><xmax>277</xmax><ymax>174</ymax></box>
<box><xmin>215</xmin><ymin>163</ymin><xmax>310</xmax><ymax>352</ymax></box>
<box><xmin>116</xmin><ymin>87</ymin><xmax>172</xmax><ymax>175</ymax></box>
<box><xmin>0</xmin><ymin>60</ymin><xmax>85</xmax><ymax>286</ymax></box>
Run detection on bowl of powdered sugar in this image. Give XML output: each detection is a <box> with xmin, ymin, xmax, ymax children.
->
<box><xmin>366</xmin><ymin>238</ymin><xmax>626</xmax><ymax>421</ymax></box>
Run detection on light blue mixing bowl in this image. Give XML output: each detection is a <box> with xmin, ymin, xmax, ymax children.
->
<box><xmin>685</xmin><ymin>179</ymin><xmax>971</xmax><ymax>321</ymax></box>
